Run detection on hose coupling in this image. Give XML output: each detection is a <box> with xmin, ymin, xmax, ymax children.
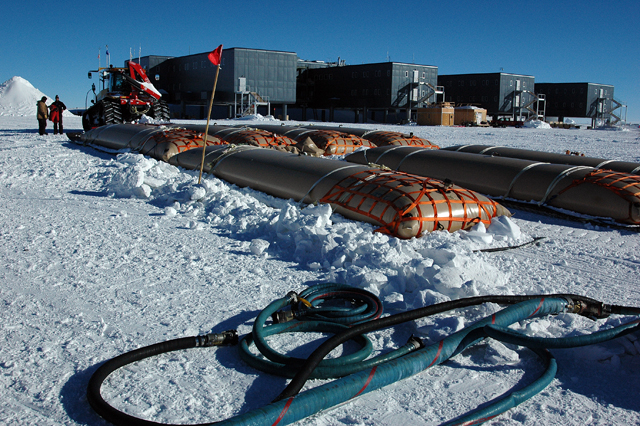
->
<box><xmin>565</xmin><ymin>298</ymin><xmax>610</xmax><ymax>319</ymax></box>
<box><xmin>272</xmin><ymin>309</ymin><xmax>297</xmax><ymax>324</ymax></box>
<box><xmin>286</xmin><ymin>291</ymin><xmax>300</xmax><ymax>304</ymax></box>
<box><xmin>196</xmin><ymin>330</ymin><xmax>239</xmax><ymax>347</ymax></box>
<box><xmin>407</xmin><ymin>334</ymin><xmax>425</xmax><ymax>350</ymax></box>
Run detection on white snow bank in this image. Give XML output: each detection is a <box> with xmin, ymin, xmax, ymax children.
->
<box><xmin>523</xmin><ymin>119</ymin><xmax>552</xmax><ymax>129</ymax></box>
<box><xmin>104</xmin><ymin>151</ymin><xmax>526</xmax><ymax>308</ymax></box>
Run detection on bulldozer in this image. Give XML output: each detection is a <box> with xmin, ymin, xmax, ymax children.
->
<box><xmin>83</xmin><ymin>61</ymin><xmax>170</xmax><ymax>131</ymax></box>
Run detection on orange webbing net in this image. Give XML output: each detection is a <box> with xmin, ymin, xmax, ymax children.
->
<box><xmin>319</xmin><ymin>170</ymin><xmax>507</xmax><ymax>238</ymax></box>
<box><xmin>295</xmin><ymin>130</ymin><xmax>375</xmax><ymax>156</ymax></box>
<box><xmin>558</xmin><ymin>169</ymin><xmax>640</xmax><ymax>219</ymax></box>
<box><xmin>364</xmin><ymin>132</ymin><xmax>439</xmax><ymax>149</ymax></box>
<box><xmin>151</xmin><ymin>128</ymin><xmax>222</xmax><ymax>151</ymax></box>
<box><xmin>222</xmin><ymin>129</ymin><xmax>296</xmax><ymax>148</ymax></box>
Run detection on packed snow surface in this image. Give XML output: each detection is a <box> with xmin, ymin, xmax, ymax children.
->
<box><xmin>1</xmin><ymin>77</ymin><xmax>639</xmax><ymax>425</ymax></box>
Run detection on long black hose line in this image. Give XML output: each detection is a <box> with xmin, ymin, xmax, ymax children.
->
<box><xmin>86</xmin><ymin>292</ymin><xmax>639</xmax><ymax>425</ymax></box>
<box><xmin>273</xmin><ymin>292</ymin><xmax>636</xmax><ymax>401</ymax></box>
<box><xmin>87</xmin><ymin>333</ymin><xmax>238</xmax><ymax>426</ymax></box>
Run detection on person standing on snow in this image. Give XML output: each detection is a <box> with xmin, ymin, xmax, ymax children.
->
<box><xmin>37</xmin><ymin>96</ymin><xmax>48</xmax><ymax>135</ymax></box>
<box><xmin>49</xmin><ymin>95</ymin><xmax>67</xmax><ymax>134</ymax></box>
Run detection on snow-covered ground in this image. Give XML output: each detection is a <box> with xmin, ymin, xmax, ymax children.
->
<box><xmin>1</xmin><ymin>77</ymin><xmax>639</xmax><ymax>425</ymax></box>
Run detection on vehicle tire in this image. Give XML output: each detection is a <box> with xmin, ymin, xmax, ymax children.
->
<box><xmin>82</xmin><ymin>104</ymin><xmax>100</xmax><ymax>131</ymax></box>
<box><xmin>151</xmin><ymin>99</ymin><xmax>170</xmax><ymax>122</ymax></box>
<box><xmin>102</xmin><ymin>99</ymin><xmax>123</xmax><ymax>125</ymax></box>
<box><xmin>82</xmin><ymin>110</ymin><xmax>92</xmax><ymax>131</ymax></box>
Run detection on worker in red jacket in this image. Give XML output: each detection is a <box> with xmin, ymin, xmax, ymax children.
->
<box><xmin>49</xmin><ymin>95</ymin><xmax>67</xmax><ymax>135</ymax></box>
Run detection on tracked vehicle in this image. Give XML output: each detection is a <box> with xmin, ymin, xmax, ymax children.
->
<box><xmin>83</xmin><ymin>61</ymin><xmax>170</xmax><ymax>131</ymax></box>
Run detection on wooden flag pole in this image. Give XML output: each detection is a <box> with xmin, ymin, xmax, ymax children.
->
<box><xmin>198</xmin><ymin>63</ymin><xmax>221</xmax><ymax>184</ymax></box>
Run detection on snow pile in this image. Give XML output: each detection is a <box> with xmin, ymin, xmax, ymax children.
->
<box><xmin>234</xmin><ymin>113</ymin><xmax>278</xmax><ymax>121</ymax></box>
<box><xmin>138</xmin><ymin>114</ymin><xmax>170</xmax><ymax>125</ymax></box>
<box><xmin>103</xmin><ymin>151</ymin><xmax>523</xmax><ymax>308</ymax></box>
<box><xmin>523</xmin><ymin>119</ymin><xmax>552</xmax><ymax>129</ymax></box>
<box><xmin>0</xmin><ymin>76</ymin><xmax>73</xmax><ymax>117</ymax></box>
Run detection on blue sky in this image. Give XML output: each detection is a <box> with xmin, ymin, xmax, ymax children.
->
<box><xmin>2</xmin><ymin>0</ymin><xmax>638</xmax><ymax>122</ymax></box>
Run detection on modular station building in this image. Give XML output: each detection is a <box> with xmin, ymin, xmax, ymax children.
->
<box><xmin>437</xmin><ymin>73</ymin><xmax>545</xmax><ymax>124</ymax></box>
<box><xmin>534</xmin><ymin>82</ymin><xmax>623</xmax><ymax>127</ymax></box>
<box><xmin>132</xmin><ymin>47</ymin><xmax>623</xmax><ymax>126</ymax></box>
<box><xmin>296</xmin><ymin>61</ymin><xmax>442</xmax><ymax>123</ymax></box>
<box><xmin>145</xmin><ymin>48</ymin><xmax>297</xmax><ymax>119</ymax></box>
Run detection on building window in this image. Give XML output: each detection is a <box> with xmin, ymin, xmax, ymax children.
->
<box><xmin>387</xmin><ymin>70</ymin><xmax>391</xmax><ymax>77</ymax></box>
<box><xmin>352</xmin><ymin>72</ymin><xmax>357</xmax><ymax>78</ymax></box>
<box><xmin>193</xmin><ymin>62</ymin><xmax>198</xmax><ymax>70</ymax></box>
<box><xmin>405</xmin><ymin>71</ymin><xmax>409</xmax><ymax>77</ymax></box>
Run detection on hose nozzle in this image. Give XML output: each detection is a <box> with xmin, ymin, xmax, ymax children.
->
<box><xmin>197</xmin><ymin>330</ymin><xmax>239</xmax><ymax>347</ymax></box>
<box><xmin>565</xmin><ymin>298</ymin><xmax>611</xmax><ymax>319</ymax></box>
<box><xmin>272</xmin><ymin>310</ymin><xmax>296</xmax><ymax>324</ymax></box>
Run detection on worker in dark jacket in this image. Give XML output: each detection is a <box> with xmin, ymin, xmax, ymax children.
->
<box><xmin>49</xmin><ymin>95</ymin><xmax>67</xmax><ymax>134</ymax></box>
<box><xmin>37</xmin><ymin>96</ymin><xmax>48</xmax><ymax>135</ymax></box>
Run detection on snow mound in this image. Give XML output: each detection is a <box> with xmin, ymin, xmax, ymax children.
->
<box><xmin>523</xmin><ymin>119</ymin><xmax>552</xmax><ymax>129</ymax></box>
<box><xmin>233</xmin><ymin>113</ymin><xmax>279</xmax><ymax>122</ymax></box>
<box><xmin>0</xmin><ymin>76</ymin><xmax>73</xmax><ymax>117</ymax></box>
<box><xmin>103</xmin><ymin>151</ymin><xmax>528</xmax><ymax>308</ymax></box>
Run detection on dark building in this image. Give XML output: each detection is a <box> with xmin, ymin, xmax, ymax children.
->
<box><xmin>144</xmin><ymin>48</ymin><xmax>297</xmax><ymax>119</ymax></box>
<box><xmin>534</xmin><ymin>82</ymin><xmax>620</xmax><ymax>125</ymax></box>
<box><xmin>296</xmin><ymin>61</ymin><xmax>441</xmax><ymax>123</ymax></box>
<box><xmin>438</xmin><ymin>73</ymin><xmax>544</xmax><ymax>121</ymax></box>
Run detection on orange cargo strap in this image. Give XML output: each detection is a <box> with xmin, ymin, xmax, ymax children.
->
<box><xmin>319</xmin><ymin>170</ymin><xmax>501</xmax><ymax>238</ymax></box>
<box><xmin>297</xmin><ymin>130</ymin><xmax>374</xmax><ymax>156</ymax></box>
<box><xmin>364</xmin><ymin>132</ymin><xmax>439</xmax><ymax>149</ymax></box>
<box><xmin>557</xmin><ymin>169</ymin><xmax>640</xmax><ymax>219</ymax></box>
<box><xmin>223</xmin><ymin>129</ymin><xmax>296</xmax><ymax>148</ymax></box>
<box><xmin>151</xmin><ymin>128</ymin><xmax>221</xmax><ymax>152</ymax></box>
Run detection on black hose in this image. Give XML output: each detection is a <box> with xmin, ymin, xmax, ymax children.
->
<box><xmin>87</xmin><ymin>332</ymin><xmax>237</xmax><ymax>426</ymax></box>
<box><xmin>86</xmin><ymin>291</ymin><xmax>638</xmax><ymax>425</ymax></box>
<box><xmin>273</xmin><ymin>292</ymin><xmax>614</xmax><ymax>401</ymax></box>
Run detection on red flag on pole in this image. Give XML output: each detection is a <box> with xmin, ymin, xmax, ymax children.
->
<box><xmin>208</xmin><ymin>45</ymin><xmax>223</xmax><ymax>66</ymax></box>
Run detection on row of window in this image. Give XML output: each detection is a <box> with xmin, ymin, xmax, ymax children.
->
<box><xmin>172</xmin><ymin>58</ymin><xmax>226</xmax><ymax>72</ymax></box>
<box><xmin>448</xmin><ymin>79</ymin><xmax>500</xmax><ymax>87</ymax></box>
<box><xmin>554</xmin><ymin>102</ymin><xmax>585</xmax><ymax>108</ymax></box>
<box><xmin>351</xmin><ymin>70</ymin><xmax>390</xmax><ymax>78</ymax></box>
<box><xmin>350</xmin><ymin>88</ymin><xmax>389</xmax><ymax>96</ymax></box>
<box><xmin>453</xmin><ymin>95</ymin><xmax>498</xmax><ymax>102</ymax></box>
